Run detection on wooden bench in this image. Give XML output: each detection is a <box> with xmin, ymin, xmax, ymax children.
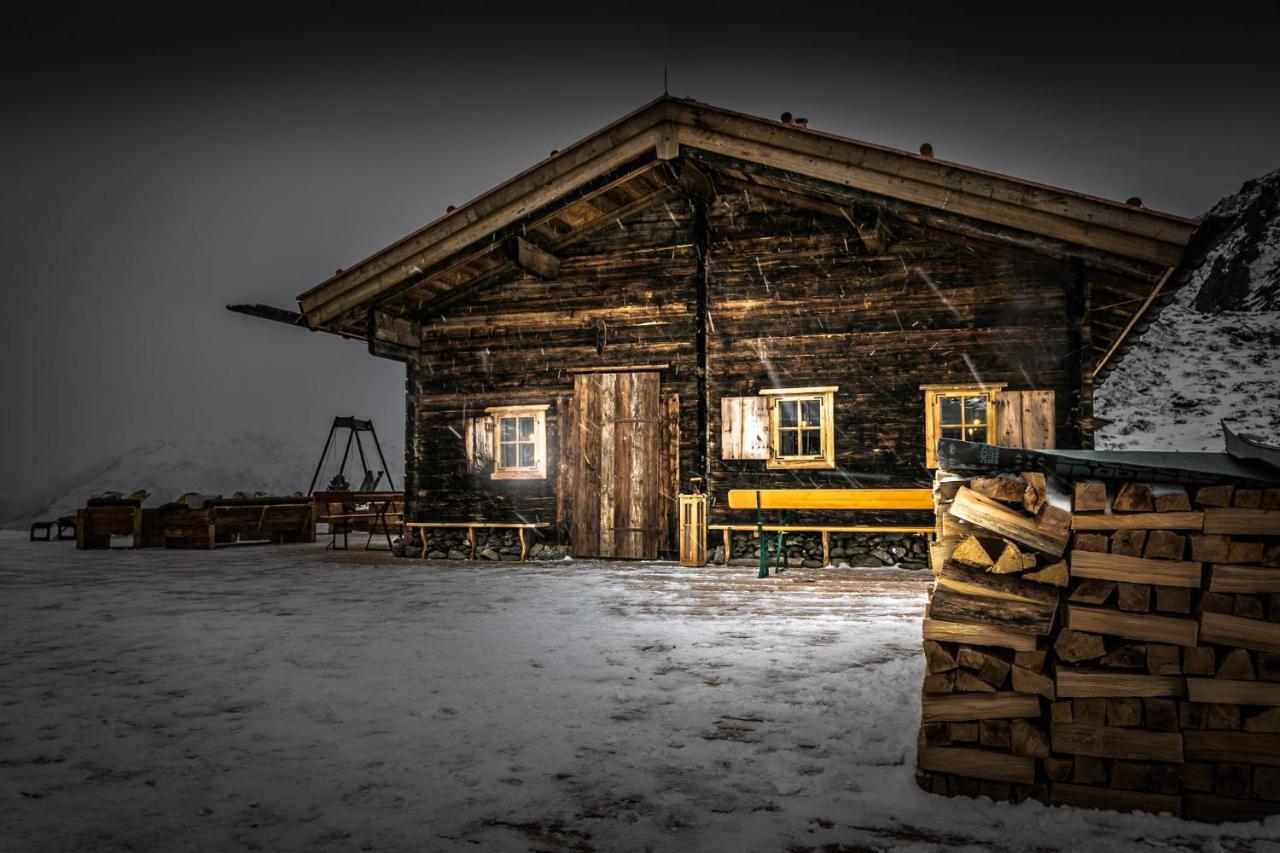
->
<box><xmin>76</xmin><ymin>504</ymin><xmax>150</xmax><ymax>549</ymax></box>
<box><xmin>404</xmin><ymin>522</ymin><xmax>551</xmax><ymax>561</ymax></box>
<box><xmin>716</xmin><ymin>488</ymin><xmax>935</xmax><ymax>576</ymax></box>
<box><xmin>313</xmin><ymin>491</ymin><xmax>404</xmax><ymax>550</ymax></box>
<box><xmin>161</xmin><ymin>501</ymin><xmax>315</xmax><ymax>549</ymax></box>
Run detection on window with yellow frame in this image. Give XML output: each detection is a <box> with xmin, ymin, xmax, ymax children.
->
<box><xmin>921</xmin><ymin>384</ymin><xmax>1005</xmax><ymax>468</ymax></box>
<box><xmin>485</xmin><ymin>404</ymin><xmax>548</xmax><ymax>480</ymax></box>
<box><xmin>761</xmin><ymin>386</ymin><xmax>836</xmax><ymax>470</ymax></box>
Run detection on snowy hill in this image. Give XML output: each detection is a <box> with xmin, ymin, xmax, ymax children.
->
<box><xmin>0</xmin><ymin>431</ymin><xmax>403</xmax><ymax>528</ymax></box>
<box><xmin>1096</xmin><ymin>167</ymin><xmax>1280</xmax><ymax>451</ymax></box>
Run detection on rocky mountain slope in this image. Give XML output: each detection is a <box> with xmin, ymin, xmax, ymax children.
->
<box><xmin>0</xmin><ymin>432</ymin><xmax>403</xmax><ymax>528</ymax></box>
<box><xmin>1096</xmin><ymin>167</ymin><xmax>1280</xmax><ymax>450</ymax></box>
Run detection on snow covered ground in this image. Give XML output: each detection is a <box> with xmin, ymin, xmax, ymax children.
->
<box><xmin>2</xmin><ymin>536</ymin><xmax>1276</xmax><ymax>851</ymax></box>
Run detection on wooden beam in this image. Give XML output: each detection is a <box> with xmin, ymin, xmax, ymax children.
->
<box><xmin>1055</xmin><ymin>671</ymin><xmax>1185</xmax><ymax>698</ymax></box>
<box><xmin>1091</xmin><ymin>265</ymin><xmax>1176</xmax><ymax>379</ymax></box>
<box><xmin>1199</xmin><ymin>611</ymin><xmax>1280</xmax><ymax>653</ymax></box>
<box><xmin>1187</xmin><ymin>679</ymin><xmax>1280</xmax><ymax>706</ymax></box>
<box><xmin>1184</xmin><ymin>731</ymin><xmax>1280</xmax><ymax>766</ymax></box>
<box><xmin>1209</xmin><ymin>564</ymin><xmax>1280</xmax><ymax>594</ymax></box>
<box><xmin>1065</xmin><ymin>604</ymin><xmax>1198</xmax><ymax>647</ymax></box>
<box><xmin>1052</xmin><ymin>722</ymin><xmax>1184</xmax><ymax>763</ymax></box>
<box><xmin>921</xmin><ymin>618</ymin><xmax>1038</xmax><ymax>652</ymax></box>
<box><xmin>501</xmin><ymin>236</ymin><xmax>561</xmax><ymax>279</ymax></box>
<box><xmin>918</xmin><ymin>746</ymin><xmax>1036</xmax><ymax>785</ymax></box>
<box><xmin>1203</xmin><ymin>508</ymin><xmax>1280</xmax><ymax>536</ymax></box>
<box><xmin>226</xmin><ymin>303</ymin><xmax>309</xmax><ymax>328</ymax></box>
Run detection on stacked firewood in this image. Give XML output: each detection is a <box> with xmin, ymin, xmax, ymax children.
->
<box><xmin>917</xmin><ymin>472</ymin><xmax>1280</xmax><ymax>823</ymax></box>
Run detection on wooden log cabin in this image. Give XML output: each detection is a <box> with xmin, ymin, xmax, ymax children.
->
<box><xmin>231</xmin><ymin>97</ymin><xmax>1199</xmax><ymax>560</ymax></box>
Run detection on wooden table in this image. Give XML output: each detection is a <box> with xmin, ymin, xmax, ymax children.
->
<box><xmin>403</xmin><ymin>522</ymin><xmax>551</xmax><ymax>561</ymax></box>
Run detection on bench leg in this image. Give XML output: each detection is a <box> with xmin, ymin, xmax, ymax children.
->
<box><xmin>822</xmin><ymin>530</ymin><xmax>830</xmax><ymax>568</ymax></box>
<box><xmin>420</xmin><ymin>530</ymin><xmax>429</xmax><ymax>559</ymax></box>
<box><xmin>468</xmin><ymin>528</ymin><xmax>475</xmax><ymax>560</ymax></box>
<box><xmin>722</xmin><ymin>529</ymin><xmax>731</xmax><ymax>566</ymax></box>
<box><xmin>518</xmin><ymin>528</ymin><xmax>527</xmax><ymax>561</ymax></box>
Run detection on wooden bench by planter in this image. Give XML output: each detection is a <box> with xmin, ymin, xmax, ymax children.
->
<box><xmin>162</xmin><ymin>502</ymin><xmax>315</xmax><ymax>549</ymax></box>
<box><xmin>76</xmin><ymin>504</ymin><xmax>158</xmax><ymax>549</ymax></box>
<box><xmin>404</xmin><ymin>522</ymin><xmax>551</xmax><ymax>561</ymax></box>
<box><xmin>717</xmin><ymin>488</ymin><xmax>935</xmax><ymax>576</ymax></box>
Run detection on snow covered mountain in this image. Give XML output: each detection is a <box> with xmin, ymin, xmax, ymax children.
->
<box><xmin>0</xmin><ymin>431</ymin><xmax>403</xmax><ymax>528</ymax></box>
<box><xmin>1096</xmin><ymin>167</ymin><xmax>1280</xmax><ymax>451</ymax></box>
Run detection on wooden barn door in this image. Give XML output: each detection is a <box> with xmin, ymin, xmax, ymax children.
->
<box><xmin>568</xmin><ymin>371</ymin><xmax>664</xmax><ymax>559</ymax></box>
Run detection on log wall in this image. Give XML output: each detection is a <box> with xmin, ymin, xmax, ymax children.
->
<box><xmin>704</xmin><ymin>190</ymin><xmax>1080</xmax><ymax>525</ymax></box>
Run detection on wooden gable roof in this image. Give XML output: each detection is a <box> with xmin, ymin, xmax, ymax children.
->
<box><xmin>254</xmin><ymin>97</ymin><xmax>1199</xmax><ymax>375</ymax></box>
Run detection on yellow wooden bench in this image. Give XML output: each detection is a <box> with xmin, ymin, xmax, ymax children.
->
<box><xmin>716</xmin><ymin>488</ymin><xmax>935</xmax><ymax>575</ymax></box>
<box><xmin>404</xmin><ymin>521</ymin><xmax>551</xmax><ymax>561</ymax></box>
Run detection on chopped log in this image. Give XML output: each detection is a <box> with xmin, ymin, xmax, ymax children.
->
<box><xmin>1054</xmin><ymin>629</ymin><xmax>1106</xmax><ymax>662</ymax></box>
<box><xmin>1011</xmin><ymin>665</ymin><xmax>1055</xmax><ymax>700</ymax></box>
<box><xmin>1072</xmin><ymin>512</ymin><xmax>1204</xmax><ymax>531</ymax></box>
<box><xmin>921</xmin><ymin>691</ymin><xmax>1039</xmax><ymax>717</ymax></box>
<box><xmin>1146</xmin><ymin>644</ymin><xmax>1182</xmax><ymax>676</ymax></box>
<box><xmin>1143</xmin><ymin>530</ymin><xmax>1186</xmax><ymax>560</ymax></box>
<box><xmin>1184</xmin><ymin>646</ymin><xmax>1216</xmax><ymax>676</ymax></box>
<box><xmin>918</xmin><ymin>746</ymin><xmax>1036</xmax><ymax>785</ymax></box>
<box><xmin>971</xmin><ymin>475</ymin><xmax>1027</xmax><ymax>504</ymax></box>
<box><xmin>1183</xmin><ymin>762</ymin><xmax>1215</xmax><ymax>792</ymax></box>
<box><xmin>1257</xmin><ymin>767</ymin><xmax>1280</xmax><ymax>801</ymax></box>
<box><xmin>1111</xmin><ymin>760</ymin><xmax>1180</xmax><ymax>794</ymax></box>
<box><xmin>1188</xmin><ymin>679</ymin><xmax>1280</xmax><ymax>706</ymax></box>
<box><xmin>1106</xmin><ymin>697</ymin><xmax>1143</xmax><ymax>727</ymax></box>
<box><xmin>1118</xmin><ymin>582</ymin><xmax>1152</xmax><ymax>613</ymax></box>
<box><xmin>1073</xmin><ymin>698</ymin><xmax>1106</xmax><ymax>726</ymax></box>
<box><xmin>1155</xmin><ymin>585</ymin><xmax>1193</xmax><ymax>613</ymax></box>
<box><xmin>923</xmin><ymin>672</ymin><xmax>956</xmax><ymax>693</ymax></box>
<box><xmin>1073</xmin><ymin>481</ymin><xmax>1107</xmax><ymax>513</ymax></box>
<box><xmin>1145</xmin><ymin>697</ymin><xmax>1180</xmax><ymax>732</ymax></box>
<box><xmin>1266</xmin><ymin>489</ymin><xmax>1280</xmax><ymax>510</ymax></box>
<box><xmin>1100</xmin><ymin>643</ymin><xmax>1147</xmax><ymax>669</ymax></box>
<box><xmin>1153</xmin><ymin>488</ymin><xmax>1192</xmax><ymax>512</ymax></box>
<box><xmin>922</xmin><ymin>618</ymin><xmax>1038</xmax><ymax>651</ymax></box>
<box><xmin>1043</xmin><ymin>756</ymin><xmax>1073</xmax><ymax>782</ymax></box>
<box><xmin>1074</xmin><ymin>532</ymin><xmax>1110</xmax><ymax>553</ymax></box>
<box><xmin>1233</xmin><ymin>489</ymin><xmax>1264</xmax><ymax>509</ymax></box>
<box><xmin>1068</xmin><ymin>578</ymin><xmax>1116</xmax><ymax>605</ymax></box>
<box><xmin>1113</xmin><ymin>483</ymin><xmax>1155</xmax><ymax>512</ymax></box>
<box><xmin>1184</xmin><ymin>793</ymin><xmax>1280</xmax><ymax>824</ymax></box>
<box><xmin>989</xmin><ymin>540</ymin><xmax>1028</xmax><ymax>575</ymax></box>
<box><xmin>1206</xmin><ymin>703</ymin><xmax>1241</xmax><ymax>729</ymax></box>
<box><xmin>1055</xmin><ymin>670</ymin><xmax>1185</xmax><ymax>698</ymax></box>
<box><xmin>1069</xmin><ymin>550</ymin><xmax>1201</xmax><ymax>588</ymax></box>
<box><xmin>1234</xmin><ymin>594</ymin><xmax>1266</xmax><ymax>620</ymax></box>
<box><xmin>950</xmin><ymin>535</ymin><xmax>1001</xmax><ymax>569</ymax></box>
<box><xmin>1022</xmin><ymin>472</ymin><xmax>1047</xmax><ymax>515</ymax></box>
<box><xmin>1266</xmin><ymin>543</ymin><xmax>1280</xmax><ymax>568</ymax></box>
<box><xmin>1050</xmin><ymin>784</ymin><xmax>1181</xmax><ymax>816</ymax></box>
<box><xmin>1262</xmin><ymin>654</ymin><xmax>1280</xmax><ymax>682</ymax></box>
<box><xmin>1052</xmin><ymin>722</ymin><xmax>1184</xmax><ymax>762</ymax></box>
<box><xmin>923</xmin><ymin>639</ymin><xmax>958</xmax><ymax>674</ymax></box>
<box><xmin>1195</xmin><ymin>485</ymin><xmax>1235</xmax><ymax>508</ymax></box>
<box><xmin>930</xmin><ymin>562</ymin><xmax>1059</xmax><ymax>636</ymax></box>
<box><xmin>1071</xmin><ymin>755</ymin><xmax>1108</xmax><ymax>784</ymax></box>
<box><xmin>1184</xmin><ymin>731</ymin><xmax>1280</xmax><ymax>766</ymax></box>
<box><xmin>1014</xmin><ymin>648</ymin><xmax>1047</xmax><ymax>672</ymax></box>
<box><xmin>950</xmin><ymin>487</ymin><xmax>1070</xmax><ymax>557</ymax></box>
<box><xmin>1217</xmin><ymin>649</ymin><xmax>1256</xmax><ymax>680</ymax></box>
<box><xmin>1065</xmin><ymin>604</ymin><xmax>1199</xmax><ymax>647</ymax></box>
<box><xmin>940</xmin><ymin>510</ymin><xmax>985</xmax><ymax>539</ymax></box>
<box><xmin>1246</xmin><ymin>708</ymin><xmax>1280</xmax><ymax>733</ymax></box>
<box><xmin>955</xmin><ymin>670</ymin><xmax>997</xmax><ymax>692</ymax></box>
<box><xmin>922</xmin><ymin>722</ymin><xmax>951</xmax><ymax>746</ymax></box>
<box><xmin>950</xmin><ymin>721</ymin><xmax>979</xmax><ymax>741</ymax></box>
<box><xmin>1022</xmin><ymin>560</ymin><xmax>1068</xmax><ymax>587</ymax></box>
<box><xmin>1110</xmin><ymin>529</ymin><xmax>1147</xmax><ymax>557</ymax></box>
<box><xmin>1199</xmin><ymin>591</ymin><xmax>1235</xmax><ymax>614</ymax></box>
<box><xmin>1210</xmin><ymin>564</ymin><xmax>1280</xmax><ymax>594</ymax></box>
<box><xmin>1052</xmin><ymin>701</ymin><xmax>1073</xmax><ymax>724</ymax></box>
<box><xmin>929</xmin><ymin>541</ymin><xmax>957</xmax><ymax>575</ymax></box>
<box><xmin>1010</xmin><ymin>719</ymin><xmax>1049</xmax><ymax>758</ymax></box>
<box><xmin>1180</xmin><ymin>701</ymin><xmax>1208</xmax><ymax>729</ymax></box>
<box><xmin>979</xmin><ymin>719</ymin><xmax>1011</xmax><ymax>748</ymax></box>
<box><xmin>1189</xmin><ymin>534</ymin><xmax>1231</xmax><ymax>563</ymax></box>
<box><xmin>1200</xmin><ymin>611</ymin><xmax>1280</xmax><ymax>653</ymax></box>
<box><xmin>1203</xmin><ymin>508</ymin><xmax>1280</xmax><ymax>536</ymax></box>
<box><xmin>1226</xmin><ymin>540</ymin><xmax>1265</xmax><ymax>564</ymax></box>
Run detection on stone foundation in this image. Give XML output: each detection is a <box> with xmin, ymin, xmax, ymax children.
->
<box><xmin>392</xmin><ymin>528</ymin><xmax>569</xmax><ymax>560</ymax></box>
<box><xmin>711</xmin><ymin>531</ymin><xmax>930</xmax><ymax>570</ymax></box>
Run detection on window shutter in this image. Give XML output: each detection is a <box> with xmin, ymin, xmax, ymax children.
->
<box><xmin>720</xmin><ymin>396</ymin><xmax>770</xmax><ymax>459</ymax></box>
<box><xmin>464</xmin><ymin>415</ymin><xmax>493</xmax><ymax>473</ymax></box>
<box><xmin>995</xmin><ymin>390</ymin><xmax>1055</xmax><ymax>449</ymax></box>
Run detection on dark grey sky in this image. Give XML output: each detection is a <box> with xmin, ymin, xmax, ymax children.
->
<box><xmin>3</xmin><ymin>5</ymin><xmax>1278</xmax><ymax>490</ymax></box>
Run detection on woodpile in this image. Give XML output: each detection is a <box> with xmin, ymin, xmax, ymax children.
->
<box><xmin>920</xmin><ymin>472</ymin><xmax>1280</xmax><ymax>823</ymax></box>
